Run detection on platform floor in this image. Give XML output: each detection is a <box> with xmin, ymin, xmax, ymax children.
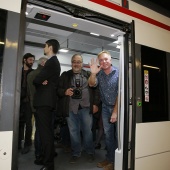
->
<box><xmin>18</xmin><ymin>141</ymin><xmax>107</xmax><ymax>170</ymax></box>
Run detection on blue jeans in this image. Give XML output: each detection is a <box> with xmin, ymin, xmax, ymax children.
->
<box><xmin>102</xmin><ymin>103</ymin><xmax>118</xmax><ymax>162</ymax></box>
<box><xmin>66</xmin><ymin>108</ymin><xmax>94</xmax><ymax>157</ymax></box>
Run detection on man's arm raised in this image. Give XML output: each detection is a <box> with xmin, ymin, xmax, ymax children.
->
<box><xmin>88</xmin><ymin>58</ymin><xmax>101</xmax><ymax>87</ymax></box>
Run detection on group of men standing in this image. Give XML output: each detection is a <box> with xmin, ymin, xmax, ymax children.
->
<box><xmin>18</xmin><ymin>39</ymin><xmax>119</xmax><ymax>170</ymax></box>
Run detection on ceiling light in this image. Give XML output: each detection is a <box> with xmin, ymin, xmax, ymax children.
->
<box><xmin>113</xmin><ymin>40</ymin><xmax>118</xmax><ymax>44</ymax></box>
<box><xmin>116</xmin><ymin>45</ymin><xmax>120</xmax><ymax>49</ymax></box>
<box><xmin>72</xmin><ymin>23</ymin><xmax>78</xmax><ymax>28</ymax></box>
<box><xmin>111</xmin><ymin>34</ymin><xmax>115</xmax><ymax>37</ymax></box>
<box><xmin>25</xmin><ymin>12</ymin><xmax>28</xmax><ymax>15</ymax></box>
<box><xmin>59</xmin><ymin>49</ymin><xmax>69</xmax><ymax>53</ymax></box>
<box><xmin>0</xmin><ymin>42</ymin><xmax>4</xmax><ymax>45</ymax></box>
<box><xmin>90</xmin><ymin>32</ymin><xmax>99</xmax><ymax>36</ymax></box>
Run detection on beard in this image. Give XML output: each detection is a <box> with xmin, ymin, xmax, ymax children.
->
<box><xmin>73</xmin><ymin>67</ymin><xmax>81</xmax><ymax>73</ymax></box>
<box><xmin>25</xmin><ymin>62</ymin><xmax>33</xmax><ymax>68</ymax></box>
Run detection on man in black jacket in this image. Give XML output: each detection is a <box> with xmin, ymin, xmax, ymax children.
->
<box><xmin>19</xmin><ymin>53</ymin><xmax>35</xmax><ymax>154</ymax></box>
<box><xmin>27</xmin><ymin>56</ymin><xmax>48</xmax><ymax>165</ymax></box>
<box><xmin>57</xmin><ymin>54</ymin><xmax>100</xmax><ymax>164</ymax></box>
<box><xmin>33</xmin><ymin>39</ymin><xmax>61</xmax><ymax>170</ymax></box>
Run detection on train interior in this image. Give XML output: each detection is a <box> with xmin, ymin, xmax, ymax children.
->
<box><xmin>18</xmin><ymin>2</ymin><xmax>124</xmax><ymax>170</ymax></box>
<box><xmin>0</xmin><ymin>0</ymin><xmax>170</xmax><ymax>170</ymax></box>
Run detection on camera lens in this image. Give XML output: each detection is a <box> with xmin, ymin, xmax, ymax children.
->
<box><xmin>75</xmin><ymin>89</ymin><xmax>81</xmax><ymax>95</ymax></box>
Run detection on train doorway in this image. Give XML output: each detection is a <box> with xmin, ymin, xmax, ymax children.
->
<box><xmin>18</xmin><ymin>1</ymin><xmax>135</xmax><ymax>170</ymax></box>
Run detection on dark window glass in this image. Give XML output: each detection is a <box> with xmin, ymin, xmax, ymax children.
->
<box><xmin>141</xmin><ymin>45</ymin><xmax>168</xmax><ymax>122</ymax></box>
<box><xmin>0</xmin><ymin>9</ymin><xmax>7</xmax><ymax>87</ymax></box>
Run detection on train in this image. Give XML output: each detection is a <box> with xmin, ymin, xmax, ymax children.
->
<box><xmin>0</xmin><ymin>0</ymin><xmax>170</xmax><ymax>170</ymax></box>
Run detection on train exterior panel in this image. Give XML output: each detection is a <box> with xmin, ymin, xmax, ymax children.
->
<box><xmin>0</xmin><ymin>0</ymin><xmax>170</xmax><ymax>170</ymax></box>
<box><xmin>0</xmin><ymin>0</ymin><xmax>21</xmax><ymax>13</ymax></box>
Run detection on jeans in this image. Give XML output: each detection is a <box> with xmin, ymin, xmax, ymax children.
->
<box><xmin>102</xmin><ymin>103</ymin><xmax>118</xmax><ymax>162</ymax></box>
<box><xmin>66</xmin><ymin>108</ymin><xmax>94</xmax><ymax>157</ymax></box>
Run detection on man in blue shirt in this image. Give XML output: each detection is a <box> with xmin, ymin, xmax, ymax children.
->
<box><xmin>88</xmin><ymin>51</ymin><xmax>118</xmax><ymax>170</ymax></box>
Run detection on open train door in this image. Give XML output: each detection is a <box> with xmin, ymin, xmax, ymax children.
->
<box><xmin>115</xmin><ymin>20</ymin><xmax>136</xmax><ymax>170</ymax></box>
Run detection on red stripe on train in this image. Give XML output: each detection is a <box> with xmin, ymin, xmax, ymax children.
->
<box><xmin>89</xmin><ymin>0</ymin><xmax>170</xmax><ymax>31</ymax></box>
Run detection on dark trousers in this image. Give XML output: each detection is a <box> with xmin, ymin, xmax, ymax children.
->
<box><xmin>36</xmin><ymin>106</ymin><xmax>54</xmax><ymax>170</ymax></box>
<box><xmin>92</xmin><ymin>113</ymin><xmax>104</xmax><ymax>144</ymax></box>
<box><xmin>18</xmin><ymin>102</ymin><xmax>32</xmax><ymax>147</ymax></box>
<box><xmin>34</xmin><ymin>113</ymin><xmax>42</xmax><ymax>156</ymax></box>
<box><xmin>34</xmin><ymin>111</ymin><xmax>55</xmax><ymax>157</ymax></box>
<box><xmin>60</xmin><ymin>124</ymin><xmax>70</xmax><ymax>147</ymax></box>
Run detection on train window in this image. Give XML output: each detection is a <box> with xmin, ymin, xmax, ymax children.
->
<box><xmin>141</xmin><ymin>45</ymin><xmax>168</xmax><ymax>122</ymax></box>
<box><xmin>0</xmin><ymin>9</ymin><xmax>7</xmax><ymax>85</ymax></box>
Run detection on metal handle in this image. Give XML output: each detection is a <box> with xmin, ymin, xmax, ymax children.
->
<box><xmin>117</xmin><ymin>39</ymin><xmax>122</xmax><ymax>151</ymax></box>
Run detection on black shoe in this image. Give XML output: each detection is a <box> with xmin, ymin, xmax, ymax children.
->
<box><xmin>21</xmin><ymin>146</ymin><xmax>30</xmax><ymax>154</ymax></box>
<box><xmin>34</xmin><ymin>155</ymin><xmax>43</xmax><ymax>165</ymax></box>
<box><xmin>95</xmin><ymin>143</ymin><xmax>101</xmax><ymax>149</ymax></box>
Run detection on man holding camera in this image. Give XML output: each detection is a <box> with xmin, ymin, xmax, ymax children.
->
<box><xmin>57</xmin><ymin>54</ymin><xmax>100</xmax><ymax>164</ymax></box>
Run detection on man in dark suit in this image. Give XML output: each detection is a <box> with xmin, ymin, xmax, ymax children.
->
<box><xmin>27</xmin><ymin>56</ymin><xmax>48</xmax><ymax>165</ymax></box>
<box><xmin>33</xmin><ymin>39</ymin><xmax>61</xmax><ymax>170</ymax></box>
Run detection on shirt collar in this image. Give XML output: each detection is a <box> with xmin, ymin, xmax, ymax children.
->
<box><xmin>48</xmin><ymin>55</ymin><xmax>53</xmax><ymax>59</ymax></box>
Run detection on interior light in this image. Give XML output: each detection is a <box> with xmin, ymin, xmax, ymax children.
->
<box><xmin>59</xmin><ymin>49</ymin><xmax>69</xmax><ymax>53</ymax></box>
<box><xmin>111</xmin><ymin>34</ymin><xmax>115</xmax><ymax>37</ymax></box>
<box><xmin>90</xmin><ymin>32</ymin><xmax>99</xmax><ymax>36</ymax></box>
<box><xmin>0</xmin><ymin>42</ymin><xmax>4</xmax><ymax>45</ymax></box>
<box><xmin>25</xmin><ymin>12</ymin><xmax>28</xmax><ymax>15</ymax></box>
<box><xmin>143</xmin><ymin>65</ymin><xmax>160</xmax><ymax>70</ymax></box>
<box><xmin>116</xmin><ymin>45</ymin><xmax>120</xmax><ymax>49</ymax></box>
<box><xmin>72</xmin><ymin>23</ymin><xmax>78</xmax><ymax>28</ymax></box>
<box><xmin>113</xmin><ymin>40</ymin><xmax>118</xmax><ymax>44</ymax></box>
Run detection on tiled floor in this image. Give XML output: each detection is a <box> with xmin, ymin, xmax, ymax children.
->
<box><xmin>18</xmin><ymin>142</ymin><xmax>106</xmax><ymax>170</ymax></box>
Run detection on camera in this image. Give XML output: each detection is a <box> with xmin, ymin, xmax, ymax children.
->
<box><xmin>72</xmin><ymin>79</ymin><xmax>82</xmax><ymax>99</ymax></box>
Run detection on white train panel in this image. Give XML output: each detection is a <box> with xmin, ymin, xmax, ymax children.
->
<box><xmin>135</xmin><ymin>19</ymin><xmax>170</xmax><ymax>52</ymax></box>
<box><xmin>0</xmin><ymin>0</ymin><xmax>21</xmax><ymax>13</ymax></box>
<box><xmin>135</xmin><ymin>152</ymin><xmax>170</xmax><ymax>170</ymax></box>
<box><xmin>0</xmin><ymin>131</ymin><xmax>13</xmax><ymax>170</ymax></box>
<box><xmin>129</xmin><ymin>1</ymin><xmax>170</xmax><ymax>25</ymax></box>
<box><xmin>136</xmin><ymin>122</ymin><xmax>170</xmax><ymax>157</ymax></box>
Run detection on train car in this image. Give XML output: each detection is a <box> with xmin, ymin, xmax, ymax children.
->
<box><xmin>0</xmin><ymin>0</ymin><xmax>170</xmax><ymax>170</ymax></box>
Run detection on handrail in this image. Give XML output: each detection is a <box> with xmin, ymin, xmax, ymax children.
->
<box><xmin>117</xmin><ymin>38</ymin><xmax>122</xmax><ymax>150</ymax></box>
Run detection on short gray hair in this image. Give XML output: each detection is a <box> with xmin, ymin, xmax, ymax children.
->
<box><xmin>71</xmin><ymin>54</ymin><xmax>83</xmax><ymax>62</ymax></box>
<box><xmin>37</xmin><ymin>56</ymin><xmax>48</xmax><ymax>66</ymax></box>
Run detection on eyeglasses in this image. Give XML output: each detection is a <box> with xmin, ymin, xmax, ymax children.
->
<box><xmin>72</xmin><ymin>61</ymin><xmax>82</xmax><ymax>64</ymax></box>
